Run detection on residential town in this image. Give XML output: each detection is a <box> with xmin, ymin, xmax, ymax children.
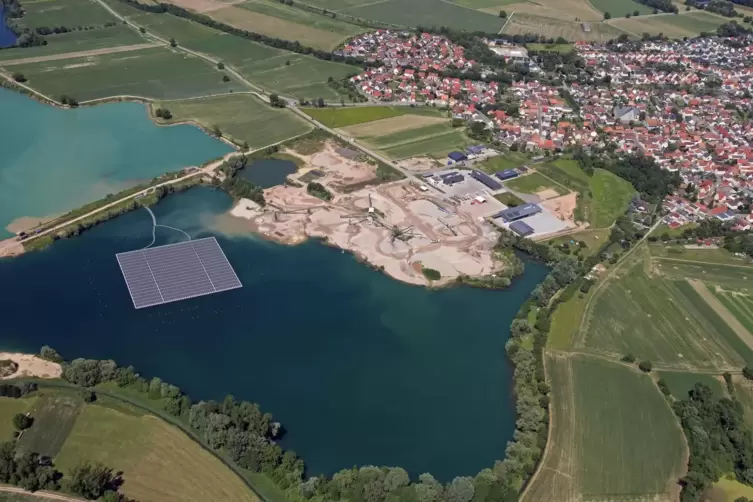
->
<box><xmin>339</xmin><ymin>29</ymin><xmax>753</xmax><ymax>232</ymax></box>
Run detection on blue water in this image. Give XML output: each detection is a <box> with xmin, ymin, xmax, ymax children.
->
<box><xmin>0</xmin><ymin>7</ymin><xmax>17</xmax><ymax>49</ymax></box>
<box><xmin>240</xmin><ymin>158</ymin><xmax>297</xmax><ymax>188</ymax></box>
<box><xmin>0</xmin><ymin>89</ymin><xmax>234</xmax><ymax>238</ymax></box>
<box><xmin>0</xmin><ymin>187</ymin><xmax>548</xmax><ymax>480</ymax></box>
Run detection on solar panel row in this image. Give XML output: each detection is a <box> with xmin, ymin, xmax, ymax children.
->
<box><xmin>116</xmin><ymin>237</ymin><xmax>242</xmax><ymax>309</ymax></box>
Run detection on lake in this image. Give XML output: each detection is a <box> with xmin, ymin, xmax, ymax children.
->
<box><xmin>0</xmin><ymin>89</ymin><xmax>233</xmax><ymax>238</ymax></box>
<box><xmin>240</xmin><ymin>158</ymin><xmax>298</xmax><ymax>188</ymax></box>
<box><xmin>0</xmin><ymin>187</ymin><xmax>548</xmax><ymax>481</ymax></box>
<box><xmin>0</xmin><ymin>7</ymin><xmax>16</xmax><ymax>48</ymax></box>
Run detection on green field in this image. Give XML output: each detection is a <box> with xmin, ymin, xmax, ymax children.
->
<box><xmin>303</xmin><ymin>106</ymin><xmax>426</xmax><ymax>128</ymax></box>
<box><xmin>0</xmin><ymin>396</ymin><xmax>37</xmax><ymax>442</ymax></box>
<box><xmin>526</xmin><ymin>43</ymin><xmax>574</xmax><ymax>53</ymax></box>
<box><xmin>549</xmin><ymin>228</ymin><xmax>610</xmax><ymax>257</ymax></box>
<box><xmin>476</xmin><ymin>152</ymin><xmax>529</xmax><ymax>173</ymax></box>
<box><xmin>18</xmin><ymin>0</ymin><xmax>119</xmax><ymax>29</ymax></box>
<box><xmin>658</xmin><ymin>371</ymin><xmax>725</xmax><ymax>399</ymax></box>
<box><xmin>155</xmin><ymin>94</ymin><xmax>312</xmax><ymax>148</ymax></box>
<box><xmin>504</xmin><ymin>172</ymin><xmax>568</xmax><ymax>196</ymax></box>
<box><xmin>14</xmin><ymin>47</ymin><xmax>245</xmax><ymax>101</ymax></box>
<box><xmin>652</xmin><ymin>256</ymin><xmax>753</xmax><ymax>291</ymax></box>
<box><xmin>55</xmin><ymin>402</ymin><xmax>258</xmax><ymax>502</ymax></box>
<box><xmin>589</xmin><ymin>169</ymin><xmax>635</xmax><ymax>228</ymax></box>
<box><xmin>548</xmin><ymin>291</ymin><xmax>589</xmax><ymax>350</ymax></box>
<box><xmin>712</xmin><ymin>289</ymin><xmax>753</xmax><ymax>336</ymax></box>
<box><xmin>229</xmin><ymin>0</ymin><xmax>366</xmax><ymax>51</ymax></box>
<box><xmin>525</xmin><ymin>354</ymin><xmax>685</xmax><ymax>502</ymax></box>
<box><xmin>588</xmin><ymin>0</ymin><xmax>652</xmax><ymax>15</ymax></box>
<box><xmin>0</xmin><ymin>26</ymin><xmax>145</xmax><ymax>63</ymax></box>
<box><xmin>609</xmin><ymin>11</ymin><xmax>727</xmax><ymax>38</ymax></box>
<box><xmin>371</xmin><ymin>125</ymin><xmax>472</xmax><ymax>160</ymax></box>
<box><xmin>18</xmin><ymin>394</ymin><xmax>83</xmax><ymax>458</ymax></box>
<box><xmin>338</xmin><ymin>0</ymin><xmax>505</xmax><ymax>32</ymax></box>
<box><xmin>494</xmin><ymin>192</ymin><xmax>525</xmax><ymax>207</ymax></box>
<box><xmin>711</xmin><ymin>476</ymin><xmax>753</xmax><ymax>502</ymax></box>
<box><xmin>578</xmin><ymin>249</ymin><xmax>750</xmax><ymax>371</ymax></box>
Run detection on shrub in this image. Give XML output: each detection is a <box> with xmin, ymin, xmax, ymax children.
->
<box><xmin>12</xmin><ymin>413</ymin><xmax>32</xmax><ymax>431</ymax></box>
<box><xmin>638</xmin><ymin>360</ymin><xmax>653</xmax><ymax>372</ymax></box>
<box><xmin>620</xmin><ymin>353</ymin><xmax>636</xmax><ymax>363</ymax></box>
<box><xmin>422</xmin><ymin>268</ymin><xmax>441</xmax><ymax>281</ymax></box>
<box><xmin>11</xmin><ymin>72</ymin><xmax>26</xmax><ymax>83</ymax></box>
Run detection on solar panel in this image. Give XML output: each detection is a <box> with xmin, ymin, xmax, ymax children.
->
<box><xmin>116</xmin><ymin>237</ymin><xmax>242</xmax><ymax>309</ymax></box>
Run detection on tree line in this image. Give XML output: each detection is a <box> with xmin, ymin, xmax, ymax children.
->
<box><xmin>114</xmin><ymin>0</ymin><xmax>370</xmax><ymax>67</ymax></box>
<box><xmin>0</xmin><ymin>0</ymin><xmax>46</xmax><ymax>48</ymax></box>
<box><xmin>217</xmin><ymin>154</ymin><xmax>266</xmax><ymax>206</ymax></box>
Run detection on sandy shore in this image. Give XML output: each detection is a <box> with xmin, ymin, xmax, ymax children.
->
<box><xmin>0</xmin><ymin>353</ymin><xmax>62</xmax><ymax>380</ymax></box>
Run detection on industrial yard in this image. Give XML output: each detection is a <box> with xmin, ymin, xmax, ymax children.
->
<box><xmin>222</xmin><ymin>143</ymin><xmax>580</xmax><ymax>285</ymax></box>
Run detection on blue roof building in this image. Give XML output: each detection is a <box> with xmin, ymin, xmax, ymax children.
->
<box><xmin>448</xmin><ymin>151</ymin><xmax>468</xmax><ymax>162</ymax></box>
<box><xmin>467</xmin><ymin>145</ymin><xmax>484</xmax><ymax>155</ymax></box>
<box><xmin>495</xmin><ymin>169</ymin><xmax>519</xmax><ymax>181</ymax></box>
<box><xmin>494</xmin><ymin>203</ymin><xmax>542</xmax><ymax>222</ymax></box>
<box><xmin>510</xmin><ymin>221</ymin><xmax>534</xmax><ymax>237</ymax></box>
<box><xmin>470</xmin><ymin>170</ymin><xmax>502</xmax><ymax>190</ymax></box>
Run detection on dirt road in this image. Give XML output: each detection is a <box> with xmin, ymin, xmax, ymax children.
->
<box><xmin>688</xmin><ymin>279</ymin><xmax>753</xmax><ymax>353</ymax></box>
<box><xmin>0</xmin><ymin>485</ymin><xmax>85</xmax><ymax>502</ymax></box>
<box><xmin>0</xmin><ymin>43</ymin><xmax>159</xmax><ymax>66</ymax></box>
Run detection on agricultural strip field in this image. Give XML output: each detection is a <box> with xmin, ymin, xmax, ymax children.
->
<box><xmin>0</xmin><ymin>396</ymin><xmax>37</xmax><ymax>441</ymax></box>
<box><xmin>503</xmin><ymin>172</ymin><xmax>568</xmax><ymax>196</ymax></box>
<box><xmin>303</xmin><ymin>106</ymin><xmax>441</xmax><ymax>128</ymax></box>
<box><xmin>155</xmin><ymin>94</ymin><xmax>312</xmax><ymax>148</ymax></box>
<box><xmin>657</xmin><ymin>371</ymin><xmax>725</xmax><ymax>399</ymax></box>
<box><xmin>341</xmin><ymin>114</ymin><xmax>448</xmax><ymax>138</ymax></box>
<box><xmin>649</xmin><ymin>243</ymin><xmax>753</xmax><ymax>267</ymax></box>
<box><xmin>0</xmin><ymin>26</ymin><xmax>146</xmax><ymax>63</ymax></box>
<box><xmin>339</xmin><ymin>0</ymin><xmax>505</xmax><ymax>32</ymax></box>
<box><xmin>608</xmin><ymin>11</ymin><xmax>727</xmax><ymax>38</ymax></box>
<box><xmin>588</xmin><ymin>0</ymin><xmax>653</xmax><ymax>16</ymax></box>
<box><xmin>16</xmin><ymin>0</ymin><xmax>119</xmax><ymax>29</ymax></box>
<box><xmin>360</xmin><ymin>122</ymin><xmax>472</xmax><ymax>160</ymax></box>
<box><xmin>652</xmin><ymin>256</ymin><xmax>753</xmax><ymax>291</ymax></box>
<box><xmin>523</xmin><ymin>354</ymin><xmax>685</xmax><ymax>502</ymax></box>
<box><xmin>100</xmin><ymin>0</ymin><xmax>357</xmax><ymax>99</ymax></box>
<box><xmin>18</xmin><ymin>394</ymin><xmax>83</xmax><ymax>458</ymax></box>
<box><xmin>481</xmin><ymin>0</ymin><xmax>604</xmax><ymax>22</ymax></box>
<box><xmin>547</xmin><ymin>290</ymin><xmax>588</xmax><ymax>350</ymax></box>
<box><xmin>502</xmin><ymin>13</ymin><xmax>627</xmax><ymax>42</ymax></box>
<box><xmin>206</xmin><ymin>0</ymin><xmax>366</xmax><ymax>51</ymax></box>
<box><xmin>7</xmin><ymin>47</ymin><xmax>245</xmax><ymax>101</ymax></box>
<box><xmin>578</xmin><ymin>249</ymin><xmax>749</xmax><ymax>371</ymax></box>
<box><xmin>55</xmin><ymin>402</ymin><xmax>258</xmax><ymax>502</ymax></box>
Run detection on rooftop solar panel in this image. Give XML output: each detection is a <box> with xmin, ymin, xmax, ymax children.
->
<box><xmin>116</xmin><ymin>237</ymin><xmax>242</xmax><ymax>309</ymax></box>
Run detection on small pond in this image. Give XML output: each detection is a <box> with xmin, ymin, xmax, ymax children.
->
<box><xmin>240</xmin><ymin>158</ymin><xmax>297</xmax><ymax>188</ymax></box>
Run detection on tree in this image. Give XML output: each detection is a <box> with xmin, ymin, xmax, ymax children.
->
<box><xmin>625</xmin><ymin>12</ymin><xmax>631</xmax><ymax>17</ymax></box>
<box><xmin>39</xmin><ymin>346</ymin><xmax>62</xmax><ymax>363</ymax></box>
<box><xmin>604</xmin><ymin>11</ymin><xmax>611</xmax><ymax>19</ymax></box>
<box><xmin>633</xmin><ymin>9</ymin><xmax>639</xmax><ymax>15</ymax></box>
<box><xmin>169</xmin><ymin>37</ymin><xmax>177</xmax><ymax>47</ymax></box>
<box><xmin>212</xmin><ymin>124</ymin><xmax>222</xmax><ymax>137</ymax></box>
<box><xmin>620</xmin><ymin>353</ymin><xmax>636</xmax><ymax>363</ymax></box>
<box><xmin>499</xmin><ymin>9</ymin><xmax>507</xmax><ymax>17</ymax></box>
<box><xmin>11</xmin><ymin>72</ymin><xmax>26</xmax><ymax>83</ymax></box>
<box><xmin>222</xmin><ymin>75</ymin><xmax>230</xmax><ymax>82</ymax></box>
<box><xmin>744</xmin><ymin>366</ymin><xmax>753</xmax><ymax>380</ymax></box>
<box><xmin>638</xmin><ymin>360</ymin><xmax>652</xmax><ymax>372</ymax></box>
<box><xmin>12</xmin><ymin>413</ymin><xmax>32</xmax><ymax>431</ymax></box>
<box><xmin>383</xmin><ymin>467</ymin><xmax>409</xmax><ymax>492</ymax></box>
<box><xmin>69</xmin><ymin>462</ymin><xmax>118</xmax><ymax>500</ymax></box>
<box><xmin>446</xmin><ymin>476</ymin><xmax>475</xmax><ymax>502</ymax></box>
<box><xmin>139</xmin><ymin>27</ymin><xmax>146</xmax><ymax>33</ymax></box>
<box><xmin>316</xmin><ymin>97</ymin><xmax>325</xmax><ymax>108</ymax></box>
<box><xmin>217</xmin><ymin>61</ymin><xmax>225</xmax><ymax>69</ymax></box>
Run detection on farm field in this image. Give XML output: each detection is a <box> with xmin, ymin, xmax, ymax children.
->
<box><xmin>340</xmin><ymin>0</ymin><xmax>505</xmax><ymax>32</ymax></box>
<box><xmin>10</xmin><ymin>47</ymin><xmax>245</xmax><ymax>101</ymax></box>
<box><xmin>361</xmin><ymin>122</ymin><xmax>472</xmax><ymax>160</ymax></box>
<box><xmin>0</xmin><ymin>26</ymin><xmax>145</xmax><ymax>63</ymax></box>
<box><xmin>649</xmin><ymin>243</ymin><xmax>753</xmax><ymax>267</ymax></box>
<box><xmin>154</xmin><ymin>94</ymin><xmax>312</xmax><ymax>148</ymax></box>
<box><xmin>504</xmin><ymin>172</ymin><xmax>568</xmax><ymax>196</ymax></box>
<box><xmin>481</xmin><ymin>0</ymin><xmax>603</xmax><ymax>22</ymax></box>
<box><xmin>609</xmin><ymin>11</ymin><xmax>727</xmax><ymax>38</ymax></box>
<box><xmin>0</xmin><ymin>396</ymin><xmax>37</xmax><ymax>441</ymax></box>
<box><xmin>303</xmin><ymin>106</ymin><xmax>428</xmax><ymax>128</ymax></box>
<box><xmin>548</xmin><ymin>291</ymin><xmax>588</xmax><ymax>350</ymax></box>
<box><xmin>502</xmin><ymin>13</ymin><xmax>627</xmax><ymax>42</ymax></box>
<box><xmin>55</xmin><ymin>402</ymin><xmax>258</xmax><ymax>502</ymax></box>
<box><xmin>18</xmin><ymin>394</ymin><xmax>83</xmax><ymax>458</ymax></box>
<box><xmin>578</xmin><ymin>248</ymin><xmax>749</xmax><ymax>371</ymax></box>
<box><xmin>657</xmin><ymin>370</ymin><xmax>725</xmax><ymax>399</ymax></box>
<box><xmin>589</xmin><ymin>169</ymin><xmax>635</xmax><ymax>228</ymax></box>
<box><xmin>341</xmin><ymin>114</ymin><xmax>448</xmax><ymax>138</ymax></box>
<box><xmin>17</xmin><ymin>0</ymin><xmax>119</xmax><ymax>29</ymax></box>
<box><xmin>588</xmin><ymin>0</ymin><xmax>652</xmax><ymax>16</ymax></box>
<box><xmin>652</xmin><ymin>256</ymin><xmax>753</xmax><ymax>291</ymax></box>
<box><xmin>207</xmin><ymin>0</ymin><xmax>366</xmax><ymax>51</ymax></box>
<box><xmin>476</xmin><ymin>152</ymin><xmax>529</xmax><ymax>173</ymax></box>
<box><xmin>710</xmin><ymin>288</ymin><xmax>753</xmax><ymax>344</ymax></box>
<box><xmin>523</xmin><ymin>354</ymin><xmax>685</xmax><ymax>502</ymax></box>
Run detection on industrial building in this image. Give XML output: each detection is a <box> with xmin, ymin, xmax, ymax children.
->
<box><xmin>441</xmin><ymin>172</ymin><xmax>464</xmax><ymax>185</ymax></box>
<box><xmin>447</xmin><ymin>151</ymin><xmax>468</xmax><ymax>164</ymax></box>
<box><xmin>509</xmin><ymin>221</ymin><xmax>534</xmax><ymax>237</ymax></box>
<box><xmin>470</xmin><ymin>170</ymin><xmax>502</xmax><ymax>190</ymax></box>
<box><xmin>495</xmin><ymin>169</ymin><xmax>519</xmax><ymax>181</ymax></box>
<box><xmin>495</xmin><ymin>203</ymin><xmax>542</xmax><ymax>222</ymax></box>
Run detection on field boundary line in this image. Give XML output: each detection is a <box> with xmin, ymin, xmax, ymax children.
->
<box><xmin>689</xmin><ymin>280</ymin><xmax>753</xmax><ymax>354</ymax></box>
<box><xmin>0</xmin><ymin>43</ymin><xmax>160</xmax><ymax>66</ymax></box>
<box><xmin>499</xmin><ymin>11</ymin><xmax>514</xmax><ymax>35</ymax></box>
<box><xmin>655</xmin><ymin>256</ymin><xmax>753</xmax><ymax>269</ymax></box>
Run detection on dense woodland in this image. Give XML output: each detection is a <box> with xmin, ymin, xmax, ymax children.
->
<box><xmin>635</xmin><ymin>0</ymin><xmax>678</xmax><ymax>12</ymax></box>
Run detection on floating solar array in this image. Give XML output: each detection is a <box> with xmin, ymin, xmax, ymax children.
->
<box><xmin>116</xmin><ymin>237</ymin><xmax>242</xmax><ymax>309</ymax></box>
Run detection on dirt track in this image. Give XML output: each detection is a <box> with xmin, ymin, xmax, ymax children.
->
<box><xmin>0</xmin><ymin>43</ymin><xmax>159</xmax><ymax>66</ymax></box>
<box><xmin>0</xmin><ymin>485</ymin><xmax>85</xmax><ymax>501</ymax></box>
<box><xmin>688</xmin><ymin>279</ymin><xmax>753</xmax><ymax>352</ymax></box>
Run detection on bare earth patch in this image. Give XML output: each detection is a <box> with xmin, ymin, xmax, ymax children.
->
<box><xmin>536</xmin><ymin>188</ymin><xmax>561</xmax><ymax>201</ymax></box>
<box><xmin>541</xmin><ymin>192</ymin><xmax>578</xmax><ymax>221</ymax></box>
<box><xmin>0</xmin><ymin>44</ymin><xmax>159</xmax><ymax>66</ymax></box>
<box><xmin>397</xmin><ymin>156</ymin><xmax>440</xmax><ymax>172</ymax></box>
<box><xmin>6</xmin><ymin>215</ymin><xmax>55</xmax><ymax>235</ymax></box>
<box><xmin>0</xmin><ymin>353</ymin><xmax>62</xmax><ymax>380</ymax></box>
<box><xmin>341</xmin><ymin>115</ymin><xmax>448</xmax><ymax>138</ymax></box>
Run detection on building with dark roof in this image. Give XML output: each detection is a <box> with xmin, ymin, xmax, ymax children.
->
<box><xmin>495</xmin><ymin>169</ymin><xmax>518</xmax><ymax>180</ymax></box>
<box><xmin>494</xmin><ymin>203</ymin><xmax>542</xmax><ymax>222</ymax></box>
<box><xmin>509</xmin><ymin>220</ymin><xmax>534</xmax><ymax>236</ymax></box>
<box><xmin>447</xmin><ymin>151</ymin><xmax>468</xmax><ymax>163</ymax></box>
<box><xmin>470</xmin><ymin>170</ymin><xmax>502</xmax><ymax>190</ymax></box>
